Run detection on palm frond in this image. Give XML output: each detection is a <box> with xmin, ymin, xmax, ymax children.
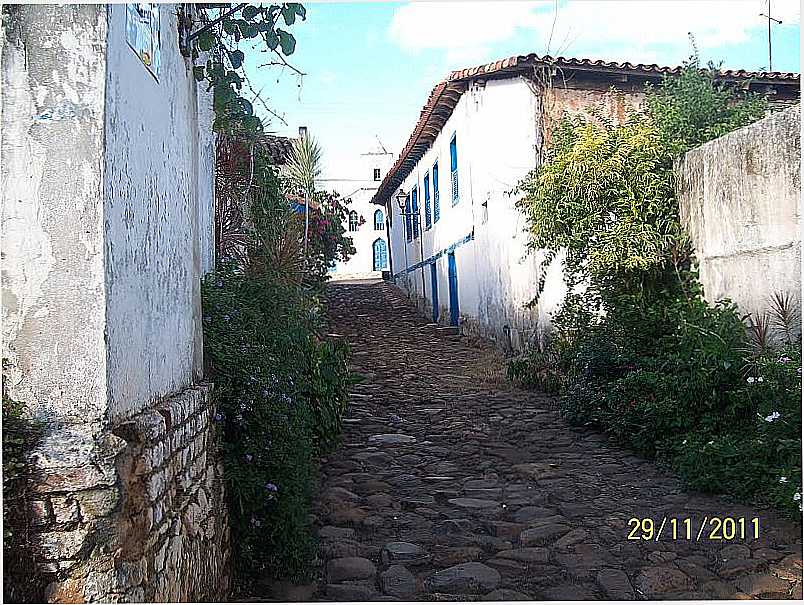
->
<box><xmin>768</xmin><ymin>291</ymin><xmax>801</xmax><ymax>345</ymax></box>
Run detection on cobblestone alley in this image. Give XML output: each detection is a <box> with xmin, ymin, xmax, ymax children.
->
<box><xmin>309</xmin><ymin>280</ymin><xmax>802</xmax><ymax>601</ymax></box>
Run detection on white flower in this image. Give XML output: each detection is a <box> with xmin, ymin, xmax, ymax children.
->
<box><xmin>707</xmin><ymin>440</ymin><xmax>714</xmax><ymax>445</ymax></box>
<box><xmin>757</xmin><ymin>376</ymin><xmax>764</xmax><ymax>383</ymax></box>
<box><xmin>780</xmin><ymin>476</ymin><xmax>788</xmax><ymax>483</ymax></box>
<box><xmin>682</xmin><ymin>439</ymin><xmax>687</xmax><ymax>445</ymax></box>
<box><xmin>793</xmin><ymin>492</ymin><xmax>801</xmax><ymax>502</ymax></box>
<box><xmin>764</xmin><ymin>411</ymin><xmax>781</xmax><ymax>422</ymax></box>
<box><xmin>747</xmin><ymin>377</ymin><xmax>755</xmax><ymax>384</ymax></box>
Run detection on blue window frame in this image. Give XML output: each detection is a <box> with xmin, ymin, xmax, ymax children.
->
<box><xmin>450</xmin><ymin>134</ymin><xmax>459</xmax><ymax>205</ymax></box>
<box><xmin>374</xmin><ymin>209</ymin><xmax>384</xmax><ymax>230</ymax></box>
<box><xmin>433</xmin><ymin>161</ymin><xmax>440</xmax><ymax>222</ymax></box>
<box><xmin>423</xmin><ymin>174</ymin><xmax>432</xmax><ymax>230</ymax></box>
<box><xmin>404</xmin><ymin>194</ymin><xmax>412</xmax><ymax>242</ymax></box>
<box><xmin>411</xmin><ymin>185</ymin><xmax>420</xmax><ymax>239</ymax></box>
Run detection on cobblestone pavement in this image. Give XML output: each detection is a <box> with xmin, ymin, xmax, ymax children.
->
<box><xmin>309</xmin><ymin>280</ymin><xmax>802</xmax><ymax>601</ymax></box>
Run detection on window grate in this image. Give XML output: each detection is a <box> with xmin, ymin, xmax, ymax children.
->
<box><xmin>451</xmin><ymin>169</ymin><xmax>459</xmax><ymax>205</ymax></box>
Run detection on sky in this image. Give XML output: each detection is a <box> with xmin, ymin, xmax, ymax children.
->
<box><xmin>242</xmin><ymin>0</ymin><xmax>801</xmax><ymax>181</ymax></box>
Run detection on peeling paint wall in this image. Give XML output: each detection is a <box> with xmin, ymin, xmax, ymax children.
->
<box><xmin>676</xmin><ymin>104</ymin><xmax>801</xmax><ymax>317</ymax></box>
<box><xmin>2</xmin><ymin>3</ymin><xmax>109</xmax><ymax>425</ymax></box>
<box><xmin>103</xmin><ymin>4</ymin><xmax>213</xmax><ymax>421</ymax></box>
<box><xmin>2</xmin><ymin>4</ymin><xmax>227</xmax><ymax>602</ymax></box>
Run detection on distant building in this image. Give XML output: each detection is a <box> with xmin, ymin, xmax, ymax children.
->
<box><xmin>326</xmin><ymin>141</ymin><xmax>394</xmax><ymax>279</ymax></box>
<box><xmin>371</xmin><ymin>53</ymin><xmax>800</xmax><ymax>352</ymax></box>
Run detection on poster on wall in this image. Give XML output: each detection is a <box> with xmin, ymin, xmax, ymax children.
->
<box><xmin>126</xmin><ymin>3</ymin><xmax>161</xmax><ymax>79</ymax></box>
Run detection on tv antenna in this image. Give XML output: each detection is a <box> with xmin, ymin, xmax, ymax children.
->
<box><xmin>759</xmin><ymin>0</ymin><xmax>783</xmax><ymax>71</ymax></box>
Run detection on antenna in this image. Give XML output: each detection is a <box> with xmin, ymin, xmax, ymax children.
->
<box><xmin>759</xmin><ymin>0</ymin><xmax>783</xmax><ymax>71</ymax></box>
<box><xmin>374</xmin><ymin>135</ymin><xmax>389</xmax><ymax>155</ymax></box>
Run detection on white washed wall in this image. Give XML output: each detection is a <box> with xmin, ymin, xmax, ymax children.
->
<box><xmin>104</xmin><ymin>4</ymin><xmax>215</xmax><ymax>420</ymax></box>
<box><xmin>388</xmin><ymin>77</ymin><xmax>564</xmax><ymax>349</ymax></box>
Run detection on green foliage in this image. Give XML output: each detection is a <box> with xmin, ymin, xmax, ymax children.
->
<box><xmin>3</xmin><ymin>371</ymin><xmax>47</xmax><ymax>603</ymax></box>
<box><xmin>305</xmin><ymin>191</ymin><xmax>357</xmax><ymax>287</ymax></box>
<box><xmin>514</xmin><ymin>53</ymin><xmax>800</xmax><ymax>515</ymax></box>
<box><xmin>184</xmin><ymin>3</ymin><xmax>306</xmax><ymax>136</ymax></box>
<box><xmin>204</xmin><ymin>136</ymin><xmax>351</xmax><ymax>587</ymax></box>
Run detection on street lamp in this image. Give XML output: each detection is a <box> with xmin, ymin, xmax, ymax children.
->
<box><xmin>394</xmin><ymin>187</ymin><xmax>426</xmax><ymax>294</ymax></box>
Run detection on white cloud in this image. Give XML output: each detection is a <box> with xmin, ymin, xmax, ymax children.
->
<box><xmin>388</xmin><ymin>0</ymin><xmax>800</xmax><ymax>68</ymax></box>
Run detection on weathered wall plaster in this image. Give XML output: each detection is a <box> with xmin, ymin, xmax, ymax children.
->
<box><xmin>104</xmin><ymin>4</ymin><xmax>213</xmax><ymax>421</ymax></box>
<box><xmin>676</xmin><ymin>104</ymin><xmax>801</xmax><ymax>317</ymax></box>
<box><xmin>2</xmin><ymin>5</ymin><xmax>228</xmax><ymax>602</ymax></box>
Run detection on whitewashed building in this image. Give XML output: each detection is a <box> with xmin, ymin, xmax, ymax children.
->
<box><xmin>372</xmin><ymin>54</ymin><xmax>799</xmax><ymax>353</ymax></box>
<box><xmin>327</xmin><ymin>142</ymin><xmax>394</xmax><ymax>279</ymax></box>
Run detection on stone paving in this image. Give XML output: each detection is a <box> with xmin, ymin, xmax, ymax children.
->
<box><xmin>308</xmin><ymin>280</ymin><xmax>802</xmax><ymax>601</ymax></box>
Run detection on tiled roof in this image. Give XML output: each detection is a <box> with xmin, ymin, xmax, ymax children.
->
<box><xmin>258</xmin><ymin>134</ymin><xmax>295</xmax><ymax>165</ymax></box>
<box><xmin>371</xmin><ymin>53</ymin><xmax>801</xmax><ymax>206</ymax></box>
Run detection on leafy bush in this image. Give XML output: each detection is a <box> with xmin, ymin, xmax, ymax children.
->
<box><xmin>204</xmin><ymin>137</ymin><xmax>352</xmax><ymax>588</ymax></box>
<box><xmin>514</xmin><ymin>54</ymin><xmax>801</xmax><ymax>516</ymax></box>
<box><xmin>3</xmin><ymin>374</ymin><xmax>48</xmax><ymax>603</ymax></box>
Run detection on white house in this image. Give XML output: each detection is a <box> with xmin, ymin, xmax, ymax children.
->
<box><xmin>326</xmin><ymin>141</ymin><xmax>394</xmax><ymax>279</ymax></box>
<box><xmin>372</xmin><ymin>53</ymin><xmax>800</xmax><ymax>353</ymax></box>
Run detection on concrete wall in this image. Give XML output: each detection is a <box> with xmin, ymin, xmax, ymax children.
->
<box><xmin>2</xmin><ymin>5</ymin><xmax>228</xmax><ymax>602</ymax></box>
<box><xmin>387</xmin><ymin>77</ymin><xmax>643</xmax><ymax>351</ymax></box>
<box><xmin>676</xmin><ymin>104</ymin><xmax>801</xmax><ymax>317</ymax></box>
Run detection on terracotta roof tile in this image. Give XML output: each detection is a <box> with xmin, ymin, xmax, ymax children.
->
<box><xmin>371</xmin><ymin>53</ymin><xmax>800</xmax><ymax>207</ymax></box>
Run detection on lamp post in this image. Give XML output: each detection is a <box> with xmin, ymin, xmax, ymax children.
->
<box><xmin>395</xmin><ymin>188</ymin><xmax>426</xmax><ymax>295</ymax></box>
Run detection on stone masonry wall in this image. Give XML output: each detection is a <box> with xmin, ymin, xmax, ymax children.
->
<box><xmin>34</xmin><ymin>384</ymin><xmax>229</xmax><ymax>602</ymax></box>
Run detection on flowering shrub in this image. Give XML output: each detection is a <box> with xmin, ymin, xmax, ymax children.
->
<box><xmin>204</xmin><ymin>140</ymin><xmax>351</xmax><ymax>588</ymax></box>
<box><xmin>514</xmin><ymin>55</ymin><xmax>801</xmax><ymax>516</ymax></box>
<box><xmin>305</xmin><ymin>191</ymin><xmax>356</xmax><ymax>286</ymax></box>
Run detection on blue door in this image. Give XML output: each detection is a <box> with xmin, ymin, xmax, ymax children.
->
<box><xmin>372</xmin><ymin>239</ymin><xmax>388</xmax><ymax>271</ymax></box>
<box><xmin>447</xmin><ymin>252</ymin><xmax>459</xmax><ymax>327</ymax></box>
<box><xmin>430</xmin><ymin>262</ymin><xmax>439</xmax><ymax>323</ymax></box>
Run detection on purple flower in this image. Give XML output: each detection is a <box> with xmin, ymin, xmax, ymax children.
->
<box><xmin>265</xmin><ymin>482</ymin><xmax>278</xmax><ymax>493</ymax></box>
<box><xmin>214</xmin><ymin>412</ymin><xmax>223</xmax><ymax>422</ymax></box>
<box><xmin>779</xmin><ymin>356</ymin><xmax>791</xmax><ymax>364</ymax></box>
<box><xmin>223</xmin><ymin>314</ymin><xmax>230</xmax><ymax>322</ymax></box>
<box><xmin>245</xmin><ymin>454</ymin><xmax>253</xmax><ymax>463</ymax></box>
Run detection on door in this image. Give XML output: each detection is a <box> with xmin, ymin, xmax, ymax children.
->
<box><xmin>372</xmin><ymin>239</ymin><xmax>388</xmax><ymax>271</ymax></box>
<box><xmin>447</xmin><ymin>252</ymin><xmax>459</xmax><ymax>327</ymax></box>
<box><xmin>430</xmin><ymin>262</ymin><xmax>439</xmax><ymax>323</ymax></box>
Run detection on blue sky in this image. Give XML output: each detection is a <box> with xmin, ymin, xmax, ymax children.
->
<box><xmin>243</xmin><ymin>1</ymin><xmax>800</xmax><ymax>180</ymax></box>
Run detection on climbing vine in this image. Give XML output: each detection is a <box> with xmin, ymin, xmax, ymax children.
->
<box><xmin>180</xmin><ymin>3</ymin><xmax>307</xmax><ymax>136</ymax></box>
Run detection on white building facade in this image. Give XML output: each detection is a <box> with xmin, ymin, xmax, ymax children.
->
<box><xmin>373</xmin><ymin>55</ymin><xmax>800</xmax><ymax>353</ymax></box>
<box><xmin>327</xmin><ymin>144</ymin><xmax>394</xmax><ymax>279</ymax></box>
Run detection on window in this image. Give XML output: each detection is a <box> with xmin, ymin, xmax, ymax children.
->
<box><xmin>374</xmin><ymin>209</ymin><xmax>384</xmax><ymax>230</ymax></box>
<box><xmin>372</xmin><ymin>238</ymin><xmax>388</xmax><ymax>271</ymax></box>
<box><xmin>348</xmin><ymin>210</ymin><xmax>359</xmax><ymax>232</ymax></box>
<box><xmin>405</xmin><ymin>194</ymin><xmax>412</xmax><ymax>242</ymax></box>
<box><xmin>411</xmin><ymin>186</ymin><xmax>420</xmax><ymax>239</ymax></box>
<box><xmin>433</xmin><ymin>161</ymin><xmax>440</xmax><ymax>223</ymax></box>
<box><xmin>450</xmin><ymin>134</ymin><xmax>459</xmax><ymax>205</ymax></box>
<box><xmin>423</xmin><ymin>174</ymin><xmax>432</xmax><ymax>230</ymax></box>
<box><xmin>373</xmin><ymin>168</ymin><xmax>381</xmax><ymax>181</ymax></box>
